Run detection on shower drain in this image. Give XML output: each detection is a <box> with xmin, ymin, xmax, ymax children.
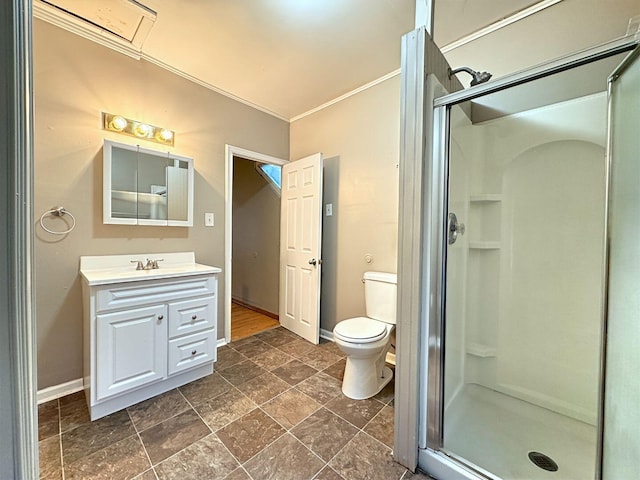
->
<box><xmin>528</xmin><ymin>451</ymin><xmax>559</xmax><ymax>472</ymax></box>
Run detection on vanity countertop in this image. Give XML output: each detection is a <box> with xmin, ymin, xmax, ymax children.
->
<box><xmin>80</xmin><ymin>252</ymin><xmax>221</xmax><ymax>286</ymax></box>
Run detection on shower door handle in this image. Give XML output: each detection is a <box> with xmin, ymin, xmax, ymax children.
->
<box><xmin>448</xmin><ymin>213</ymin><xmax>466</xmax><ymax>245</ymax></box>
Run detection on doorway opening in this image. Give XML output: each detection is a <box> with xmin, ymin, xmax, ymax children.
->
<box><xmin>231</xmin><ymin>156</ymin><xmax>281</xmax><ymax>340</ymax></box>
<box><xmin>224</xmin><ymin>145</ymin><xmax>287</xmax><ymax>343</ymax></box>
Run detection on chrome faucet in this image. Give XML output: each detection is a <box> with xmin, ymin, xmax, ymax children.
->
<box><xmin>131</xmin><ymin>258</ymin><xmax>164</xmax><ymax>270</ymax></box>
<box><xmin>146</xmin><ymin>258</ymin><xmax>164</xmax><ymax>270</ymax></box>
<box><xmin>130</xmin><ymin>260</ymin><xmax>144</xmax><ymax>270</ymax></box>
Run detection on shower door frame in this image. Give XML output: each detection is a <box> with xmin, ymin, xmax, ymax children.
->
<box><xmin>417</xmin><ymin>34</ymin><xmax>640</xmax><ymax>480</ymax></box>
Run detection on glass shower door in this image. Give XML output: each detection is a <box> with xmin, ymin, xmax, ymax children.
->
<box><xmin>439</xmin><ymin>76</ymin><xmax>608</xmax><ymax>479</ymax></box>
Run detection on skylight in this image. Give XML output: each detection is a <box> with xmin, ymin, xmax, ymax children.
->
<box><xmin>255</xmin><ymin>163</ymin><xmax>282</xmax><ymax>195</ymax></box>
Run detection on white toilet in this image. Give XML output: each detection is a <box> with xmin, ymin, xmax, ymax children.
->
<box><xmin>333</xmin><ymin>271</ymin><xmax>397</xmax><ymax>400</ymax></box>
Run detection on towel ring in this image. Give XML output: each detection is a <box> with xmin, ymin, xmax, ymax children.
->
<box><xmin>40</xmin><ymin>206</ymin><xmax>76</xmax><ymax>235</ymax></box>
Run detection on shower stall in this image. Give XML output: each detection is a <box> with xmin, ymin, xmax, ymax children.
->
<box><xmin>398</xmin><ymin>29</ymin><xmax>640</xmax><ymax>480</ymax></box>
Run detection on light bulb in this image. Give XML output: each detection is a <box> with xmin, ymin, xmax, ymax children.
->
<box><xmin>110</xmin><ymin>115</ymin><xmax>127</xmax><ymax>131</ymax></box>
<box><xmin>158</xmin><ymin>129</ymin><xmax>173</xmax><ymax>142</ymax></box>
<box><xmin>134</xmin><ymin>123</ymin><xmax>152</xmax><ymax>137</ymax></box>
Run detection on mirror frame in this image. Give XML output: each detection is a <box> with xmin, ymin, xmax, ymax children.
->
<box><xmin>103</xmin><ymin>139</ymin><xmax>194</xmax><ymax>227</ymax></box>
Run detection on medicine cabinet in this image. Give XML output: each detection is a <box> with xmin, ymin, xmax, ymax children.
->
<box><xmin>103</xmin><ymin>139</ymin><xmax>194</xmax><ymax>226</ymax></box>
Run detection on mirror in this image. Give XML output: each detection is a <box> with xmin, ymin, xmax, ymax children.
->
<box><xmin>103</xmin><ymin>139</ymin><xmax>194</xmax><ymax>226</ymax></box>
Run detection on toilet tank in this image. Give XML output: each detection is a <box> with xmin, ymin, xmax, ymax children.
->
<box><xmin>363</xmin><ymin>271</ymin><xmax>397</xmax><ymax>324</ymax></box>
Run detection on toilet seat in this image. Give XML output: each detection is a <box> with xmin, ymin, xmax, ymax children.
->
<box><xmin>334</xmin><ymin>317</ymin><xmax>387</xmax><ymax>344</ymax></box>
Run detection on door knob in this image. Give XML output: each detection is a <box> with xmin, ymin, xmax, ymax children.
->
<box><xmin>308</xmin><ymin>258</ymin><xmax>323</xmax><ymax>266</ymax></box>
<box><xmin>157</xmin><ymin>315</ymin><xmax>164</xmax><ymax>321</ymax></box>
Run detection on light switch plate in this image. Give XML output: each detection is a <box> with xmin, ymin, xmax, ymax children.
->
<box><xmin>325</xmin><ymin>204</ymin><xmax>333</xmax><ymax>216</ymax></box>
<box><xmin>205</xmin><ymin>213</ymin><xmax>214</xmax><ymax>226</ymax></box>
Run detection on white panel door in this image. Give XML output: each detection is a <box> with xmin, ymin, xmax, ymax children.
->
<box><xmin>96</xmin><ymin>304</ymin><xmax>167</xmax><ymax>400</ymax></box>
<box><xmin>279</xmin><ymin>153</ymin><xmax>323</xmax><ymax>344</ymax></box>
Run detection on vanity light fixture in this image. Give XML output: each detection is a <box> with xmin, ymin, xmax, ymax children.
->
<box><xmin>102</xmin><ymin>112</ymin><xmax>175</xmax><ymax>146</ymax></box>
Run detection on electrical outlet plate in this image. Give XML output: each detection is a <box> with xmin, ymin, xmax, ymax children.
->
<box><xmin>325</xmin><ymin>204</ymin><xmax>333</xmax><ymax>216</ymax></box>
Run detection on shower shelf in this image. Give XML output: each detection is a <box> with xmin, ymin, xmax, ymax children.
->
<box><xmin>469</xmin><ymin>194</ymin><xmax>503</xmax><ymax>203</ymax></box>
<box><xmin>466</xmin><ymin>343</ymin><xmax>497</xmax><ymax>357</ymax></box>
<box><xmin>469</xmin><ymin>241</ymin><xmax>501</xmax><ymax>249</ymax></box>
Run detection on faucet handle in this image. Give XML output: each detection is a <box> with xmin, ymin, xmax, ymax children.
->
<box><xmin>151</xmin><ymin>259</ymin><xmax>164</xmax><ymax>269</ymax></box>
<box><xmin>130</xmin><ymin>260</ymin><xmax>144</xmax><ymax>270</ymax></box>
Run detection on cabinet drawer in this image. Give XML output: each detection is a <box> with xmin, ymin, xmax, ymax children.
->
<box><xmin>168</xmin><ymin>296</ymin><xmax>216</xmax><ymax>338</ymax></box>
<box><xmin>96</xmin><ymin>275</ymin><xmax>217</xmax><ymax>312</ymax></box>
<box><xmin>168</xmin><ymin>329</ymin><xmax>216</xmax><ymax>376</ymax></box>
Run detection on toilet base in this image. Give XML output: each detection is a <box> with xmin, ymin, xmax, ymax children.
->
<box><xmin>342</xmin><ymin>360</ymin><xmax>393</xmax><ymax>400</ymax></box>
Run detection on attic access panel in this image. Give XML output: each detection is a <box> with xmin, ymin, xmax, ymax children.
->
<box><xmin>42</xmin><ymin>0</ymin><xmax>156</xmax><ymax>48</ymax></box>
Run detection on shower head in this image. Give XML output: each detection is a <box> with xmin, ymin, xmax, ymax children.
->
<box><xmin>449</xmin><ymin>66</ymin><xmax>492</xmax><ymax>86</ymax></box>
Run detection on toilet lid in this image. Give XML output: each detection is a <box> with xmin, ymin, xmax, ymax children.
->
<box><xmin>334</xmin><ymin>317</ymin><xmax>387</xmax><ymax>343</ymax></box>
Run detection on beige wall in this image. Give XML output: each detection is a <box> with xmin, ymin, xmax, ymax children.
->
<box><xmin>290</xmin><ymin>77</ymin><xmax>400</xmax><ymax>333</ymax></box>
<box><xmin>34</xmin><ymin>20</ymin><xmax>289</xmax><ymax>389</ymax></box>
<box><xmin>232</xmin><ymin>158</ymin><xmax>280</xmax><ymax>314</ymax></box>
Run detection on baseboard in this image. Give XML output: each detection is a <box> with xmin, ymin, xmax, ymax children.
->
<box><xmin>217</xmin><ymin>337</ymin><xmax>227</xmax><ymax>348</ymax></box>
<box><xmin>320</xmin><ymin>328</ymin><xmax>334</xmax><ymax>341</ymax></box>
<box><xmin>231</xmin><ymin>297</ymin><xmax>278</xmax><ymax>319</ymax></box>
<box><xmin>37</xmin><ymin>378</ymin><xmax>84</xmax><ymax>405</ymax></box>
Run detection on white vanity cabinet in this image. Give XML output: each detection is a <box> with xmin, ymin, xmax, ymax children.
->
<box><xmin>80</xmin><ymin>252</ymin><xmax>221</xmax><ymax>420</ymax></box>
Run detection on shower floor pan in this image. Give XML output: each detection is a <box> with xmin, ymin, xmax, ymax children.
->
<box><xmin>443</xmin><ymin>384</ymin><xmax>597</xmax><ymax>480</ymax></box>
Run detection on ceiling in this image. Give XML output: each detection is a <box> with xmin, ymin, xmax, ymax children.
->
<box><xmin>36</xmin><ymin>0</ymin><xmax>635</xmax><ymax>120</ymax></box>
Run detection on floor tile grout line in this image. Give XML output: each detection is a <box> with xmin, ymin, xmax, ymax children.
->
<box><xmin>315</xmin><ymin>400</ymin><xmax>397</xmax><ymax>474</ymax></box>
<box><xmin>323</xmin><ymin>401</ymin><xmax>384</xmax><ymax>432</ymax></box>
<box><xmin>216</xmin><ymin>353</ymin><xmax>252</xmax><ymax>373</ymax></box>
<box><xmin>361</xmin><ymin>401</ymin><xmax>392</xmax><ymax>434</ymax></box>
<box><xmin>176</xmin><ymin>386</ymin><xmax>215</xmax><ymax>437</ymax></box>
<box><xmin>236</xmin><ymin>464</ymin><xmax>255</xmax><ymax>480</ymax></box>
<box><xmin>136</xmin><ymin>430</ymin><xmax>158</xmax><ymax>478</ymax></box>
<box><xmin>310</xmin><ymin>464</ymin><xmax>344</xmax><ymax>480</ymax></box>
<box><xmin>134</xmin><ymin>393</ymin><xmax>220</xmax><ymax>472</ymax></box>
<box><xmin>55</xmin><ymin>397</ymin><xmax>66</xmax><ymax>480</ymax></box>
<box><xmin>193</xmin><ymin>384</ymin><xmax>261</xmax><ymax>434</ymax></box>
<box><xmin>126</xmin><ymin>405</ymin><xmax>156</xmax><ymax>476</ymax></box>
<box><xmin>129</xmin><ymin>401</ymin><xmax>195</xmax><ymax>437</ymax></box>
<box><xmin>178</xmin><ymin>372</ymin><xmax>235</xmax><ymax>409</ymax></box>
<box><xmin>257</xmin><ymin>392</ymin><xmax>324</xmax><ymax>433</ymax></box>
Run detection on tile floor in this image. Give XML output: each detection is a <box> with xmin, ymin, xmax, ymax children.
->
<box><xmin>38</xmin><ymin>326</ymin><xmax>432</xmax><ymax>480</ymax></box>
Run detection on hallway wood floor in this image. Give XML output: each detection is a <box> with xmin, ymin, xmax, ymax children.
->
<box><xmin>231</xmin><ymin>301</ymin><xmax>279</xmax><ymax>341</ymax></box>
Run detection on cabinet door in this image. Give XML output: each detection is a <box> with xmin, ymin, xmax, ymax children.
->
<box><xmin>96</xmin><ymin>304</ymin><xmax>167</xmax><ymax>401</ymax></box>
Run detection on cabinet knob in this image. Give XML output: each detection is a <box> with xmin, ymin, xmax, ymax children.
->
<box><xmin>158</xmin><ymin>315</ymin><xmax>164</xmax><ymax>321</ymax></box>
<box><xmin>191</xmin><ymin>350</ymin><xmax>197</xmax><ymax>355</ymax></box>
<box><xmin>191</xmin><ymin>314</ymin><xmax>197</xmax><ymax>320</ymax></box>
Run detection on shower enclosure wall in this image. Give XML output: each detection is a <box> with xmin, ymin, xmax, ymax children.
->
<box><xmin>402</xmin><ymin>32</ymin><xmax>640</xmax><ymax>480</ymax></box>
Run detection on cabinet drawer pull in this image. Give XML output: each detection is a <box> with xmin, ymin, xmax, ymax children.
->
<box><xmin>191</xmin><ymin>314</ymin><xmax>197</xmax><ymax>320</ymax></box>
<box><xmin>191</xmin><ymin>350</ymin><xmax>197</xmax><ymax>355</ymax></box>
<box><xmin>158</xmin><ymin>315</ymin><xmax>164</xmax><ymax>321</ymax></box>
